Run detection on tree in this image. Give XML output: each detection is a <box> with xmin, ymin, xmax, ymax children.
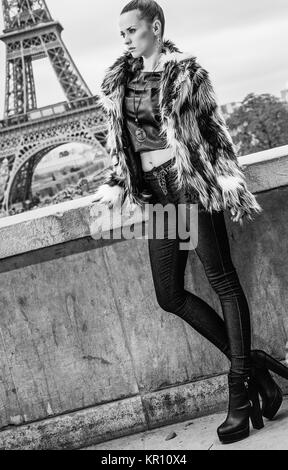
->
<box><xmin>227</xmin><ymin>93</ymin><xmax>288</xmax><ymax>156</ymax></box>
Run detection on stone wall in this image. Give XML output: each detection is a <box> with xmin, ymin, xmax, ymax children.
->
<box><xmin>0</xmin><ymin>145</ymin><xmax>288</xmax><ymax>449</ymax></box>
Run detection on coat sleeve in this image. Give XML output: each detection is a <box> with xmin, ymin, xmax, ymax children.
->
<box><xmin>93</xmin><ymin>91</ymin><xmax>146</xmax><ymax>208</ymax></box>
<box><xmin>91</xmin><ymin>92</ymin><xmax>127</xmax><ymax>207</ymax></box>
<box><xmin>191</xmin><ymin>63</ymin><xmax>263</xmax><ymax>222</ymax></box>
<box><xmin>92</xmin><ymin>166</ymin><xmax>127</xmax><ymax>207</ymax></box>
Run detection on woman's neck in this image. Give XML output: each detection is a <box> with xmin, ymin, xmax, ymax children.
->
<box><xmin>142</xmin><ymin>49</ymin><xmax>163</xmax><ymax>72</ymax></box>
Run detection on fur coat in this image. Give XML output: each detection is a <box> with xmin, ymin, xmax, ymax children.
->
<box><xmin>93</xmin><ymin>38</ymin><xmax>263</xmax><ymax>224</ymax></box>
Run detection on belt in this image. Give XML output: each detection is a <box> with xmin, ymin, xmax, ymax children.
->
<box><xmin>143</xmin><ymin>159</ymin><xmax>176</xmax><ymax>196</ymax></box>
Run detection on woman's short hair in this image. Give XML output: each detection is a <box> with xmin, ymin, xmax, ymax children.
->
<box><xmin>121</xmin><ymin>0</ymin><xmax>165</xmax><ymax>39</ymax></box>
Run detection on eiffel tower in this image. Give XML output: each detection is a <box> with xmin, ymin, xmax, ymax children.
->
<box><xmin>0</xmin><ymin>0</ymin><xmax>108</xmax><ymax>213</ymax></box>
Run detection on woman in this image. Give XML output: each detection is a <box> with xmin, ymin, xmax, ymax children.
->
<box><xmin>93</xmin><ymin>0</ymin><xmax>288</xmax><ymax>444</ymax></box>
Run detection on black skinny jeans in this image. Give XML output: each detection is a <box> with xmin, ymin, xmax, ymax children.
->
<box><xmin>142</xmin><ymin>157</ymin><xmax>251</xmax><ymax>378</ymax></box>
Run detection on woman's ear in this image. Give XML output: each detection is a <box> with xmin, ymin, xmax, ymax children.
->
<box><xmin>153</xmin><ymin>18</ymin><xmax>162</xmax><ymax>36</ymax></box>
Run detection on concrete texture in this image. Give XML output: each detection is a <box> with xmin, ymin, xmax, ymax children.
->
<box><xmin>83</xmin><ymin>397</ymin><xmax>288</xmax><ymax>450</ymax></box>
<box><xmin>0</xmin><ymin>396</ymin><xmax>146</xmax><ymax>450</ymax></box>
<box><xmin>0</xmin><ymin>374</ymin><xmax>232</xmax><ymax>450</ymax></box>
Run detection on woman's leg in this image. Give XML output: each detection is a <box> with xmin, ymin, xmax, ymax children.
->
<box><xmin>194</xmin><ymin>210</ymin><xmax>251</xmax><ymax>378</ymax></box>
<box><xmin>148</xmin><ymin>232</ymin><xmax>232</xmax><ymax>358</ymax></box>
<box><xmin>148</xmin><ymin>208</ymin><xmax>251</xmax><ymax>377</ymax></box>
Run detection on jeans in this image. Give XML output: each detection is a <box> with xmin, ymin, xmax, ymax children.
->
<box><xmin>142</xmin><ymin>157</ymin><xmax>251</xmax><ymax>377</ymax></box>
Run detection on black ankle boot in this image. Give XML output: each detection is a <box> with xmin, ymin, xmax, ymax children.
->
<box><xmin>250</xmin><ymin>349</ymin><xmax>285</xmax><ymax>420</ymax></box>
<box><xmin>217</xmin><ymin>372</ymin><xmax>264</xmax><ymax>444</ymax></box>
<box><xmin>223</xmin><ymin>348</ymin><xmax>284</xmax><ymax>420</ymax></box>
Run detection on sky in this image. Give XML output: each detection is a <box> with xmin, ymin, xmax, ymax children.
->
<box><xmin>0</xmin><ymin>0</ymin><xmax>288</xmax><ymax>118</ymax></box>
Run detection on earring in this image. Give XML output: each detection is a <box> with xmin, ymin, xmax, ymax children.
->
<box><xmin>156</xmin><ymin>34</ymin><xmax>162</xmax><ymax>48</ymax></box>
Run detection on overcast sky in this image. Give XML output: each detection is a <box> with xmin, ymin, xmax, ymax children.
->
<box><xmin>0</xmin><ymin>0</ymin><xmax>287</xmax><ymax>117</ymax></box>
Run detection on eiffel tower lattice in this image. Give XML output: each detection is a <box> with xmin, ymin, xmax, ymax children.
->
<box><xmin>0</xmin><ymin>0</ymin><xmax>109</xmax><ymax>213</ymax></box>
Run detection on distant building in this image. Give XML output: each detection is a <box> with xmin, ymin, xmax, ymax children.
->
<box><xmin>59</xmin><ymin>150</ymin><xmax>70</xmax><ymax>158</ymax></box>
<box><xmin>220</xmin><ymin>101</ymin><xmax>241</xmax><ymax>119</ymax></box>
<box><xmin>280</xmin><ymin>88</ymin><xmax>288</xmax><ymax>103</ymax></box>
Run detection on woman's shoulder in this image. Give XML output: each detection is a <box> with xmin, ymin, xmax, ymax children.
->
<box><xmin>158</xmin><ymin>50</ymin><xmax>208</xmax><ymax>80</ymax></box>
<box><xmin>159</xmin><ymin>50</ymin><xmax>209</xmax><ymax>86</ymax></box>
<box><xmin>159</xmin><ymin>50</ymin><xmax>197</xmax><ymax>66</ymax></box>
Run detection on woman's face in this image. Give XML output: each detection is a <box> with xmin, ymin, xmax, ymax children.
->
<box><xmin>119</xmin><ymin>10</ymin><xmax>157</xmax><ymax>58</ymax></box>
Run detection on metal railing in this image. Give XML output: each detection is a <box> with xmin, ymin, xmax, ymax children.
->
<box><xmin>0</xmin><ymin>95</ymin><xmax>100</xmax><ymax>128</ymax></box>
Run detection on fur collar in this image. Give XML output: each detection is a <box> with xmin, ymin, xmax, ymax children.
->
<box><xmin>100</xmin><ymin>39</ymin><xmax>194</xmax><ymax>96</ymax></box>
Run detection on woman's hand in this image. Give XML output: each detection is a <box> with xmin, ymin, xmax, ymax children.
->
<box><xmin>92</xmin><ymin>183</ymin><xmax>123</xmax><ymax>209</ymax></box>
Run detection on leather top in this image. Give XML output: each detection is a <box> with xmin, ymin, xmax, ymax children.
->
<box><xmin>124</xmin><ymin>71</ymin><xmax>168</xmax><ymax>153</ymax></box>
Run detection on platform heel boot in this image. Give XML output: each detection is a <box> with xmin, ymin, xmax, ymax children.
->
<box><xmin>250</xmin><ymin>349</ymin><xmax>287</xmax><ymax>420</ymax></box>
<box><xmin>217</xmin><ymin>372</ymin><xmax>264</xmax><ymax>444</ymax></box>
<box><xmin>222</xmin><ymin>348</ymin><xmax>283</xmax><ymax>420</ymax></box>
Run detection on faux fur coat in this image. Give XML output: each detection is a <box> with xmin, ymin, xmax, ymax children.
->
<box><xmin>94</xmin><ymin>38</ymin><xmax>262</xmax><ymax>224</ymax></box>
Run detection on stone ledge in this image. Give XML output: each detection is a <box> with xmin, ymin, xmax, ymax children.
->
<box><xmin>0</xmin><ymin>144</ymin><xmax>288</xmax><ymax>260</ymax></box>
<box><xmin>1</xmin><ymin>366</ymin><xmax>287</xmax><ymax>450</ymax></box>
<box><xmin>0</xmin><ymin>395</ymin><xmax>146</xmax><ymax>451</ymax></box>
<box><xmin>240</xmin><ymin>145</ymin><xmax>288</xmax><ymax>193</ymax></box>
<box><xmin>0</xmin><ymin>374</ymin><xmax>228</xmax><ymax>450</ymax></box>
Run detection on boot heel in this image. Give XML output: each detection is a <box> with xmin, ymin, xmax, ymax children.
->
<box><xmin>262</xmin><ymin>384</ymin><xmax>283</xmax><ymax>420</ymax></box>
<box><xmin>265</xmin><ymin>353</ymin><xmax>288</xmax><ymax>380</ymax></box>
<box><xmin>252</xmin><ymin>349</ymin><xmax>288</xmax><ymax>380</ymax></box>
<box><xmin>249</xmin><ymin>401</ymin><xmax>264</xmax><ymax>429</ymax></box>
<box><xmin>251</xmin><ymin>350</ymin><xmax>285</xmax><ymax>420</ymax></box>
<box><xmin>247</xmin><ymin>379</ymin><xmax>264</xmax><ymax>430</ymax></box>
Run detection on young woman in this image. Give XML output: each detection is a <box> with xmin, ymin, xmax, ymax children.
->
<box><xmin>93</xmin><ymin>0</ymin><xmax>288</xmax><ymax>444</ymax></box>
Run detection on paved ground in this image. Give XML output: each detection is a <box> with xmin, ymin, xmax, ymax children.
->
<box><xmin>83</xmin><ymin>397</ymin><xmax>288</xmax><ymax>450</ymax></box>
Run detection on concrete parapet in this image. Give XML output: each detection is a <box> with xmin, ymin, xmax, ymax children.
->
<box><xmin>0</xmin><ymin>145</ymin><xmax>288</xmax><ymax>448</ymax></box>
